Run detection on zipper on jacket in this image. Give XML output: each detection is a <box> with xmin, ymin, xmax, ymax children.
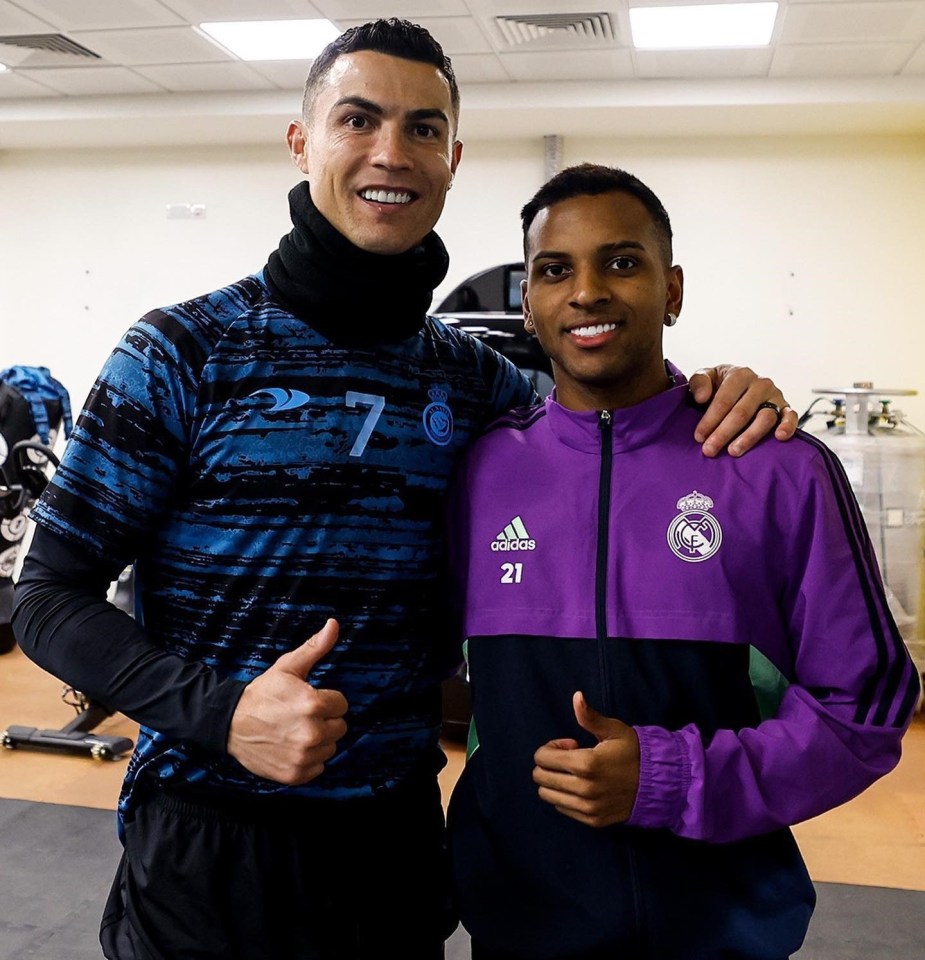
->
<box><xmin>595</xmin><ymin>409</ymin><xmax>613</xmax><ymax>716</ymax></box>
<box><xmin>598</xmin><ymin>410</ymin><xmax>647</xmax><ymax>958</ymax></box>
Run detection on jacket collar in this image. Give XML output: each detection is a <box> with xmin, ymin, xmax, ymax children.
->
<box><xmin>545</xmin><ymin>361</ymin><xmax>691</xmax><ymax>454</ymax></box>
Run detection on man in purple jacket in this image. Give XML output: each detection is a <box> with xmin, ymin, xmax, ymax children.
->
<box><xmin>447</xmin><ymin>163</ymin><xmax>921</xmax><ymax>960</ymax></box>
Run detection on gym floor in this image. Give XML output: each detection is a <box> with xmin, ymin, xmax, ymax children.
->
<box><xmin>2</xmin><ymin>644</ymin><xmax>923</xmax><ymax>959</ymax></box>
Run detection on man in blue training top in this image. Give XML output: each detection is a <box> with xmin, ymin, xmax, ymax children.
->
<box><xmin>14</xmin><ymin>21</ymin><xmax>795</xmax><ymax>960</ymax></box>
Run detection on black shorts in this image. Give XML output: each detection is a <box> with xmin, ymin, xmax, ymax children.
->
<box><xmin>100</xmin><ymin>777</ymin><xmax>454</xmax><ymax>960</ymax></box>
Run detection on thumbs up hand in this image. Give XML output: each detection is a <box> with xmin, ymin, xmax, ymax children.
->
<box><xmin>532</xmin><ymin>691</ymin><xmax>640</xmax><ymax>828</ymax></box>
<box><xmin>227</xmin><ymin>619</ymin><xmax>349</xmax><ymax>785</ymax></box>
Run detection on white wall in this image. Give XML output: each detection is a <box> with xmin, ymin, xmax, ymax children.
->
<box><xmin>1</xmin><ymin>132</ymin><xmax>924</xmax><ymax>428</ymax></box>
<box><xmin>0</xmin><ymin>138</ymin><xmax>540</xmax><ymax>413</ymax></box>
<box><xmin>1</xmin><ymin>144</ymin><xmax>294</xmax><ymax>409</ymax></box>
<box><xmin>433</xmin><ymin>137</ymin><xmax>544</xmax><ymax>305</ymax></box>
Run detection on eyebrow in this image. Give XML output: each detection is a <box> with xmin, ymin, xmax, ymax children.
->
<box><xmin>530</xmin><ymin>240</ymin><xmax>647</xmax><ymax>262</ymax></box>
<box><xmin>332</xmin><ymin>96</ymin><xmax>450</xmax><ymax>126</ymax></box>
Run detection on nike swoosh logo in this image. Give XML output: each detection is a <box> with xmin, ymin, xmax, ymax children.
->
<box><xmin>248</xmin><ymin>388</ymin><xmax>312</xmax><ymax>412</ymax></box>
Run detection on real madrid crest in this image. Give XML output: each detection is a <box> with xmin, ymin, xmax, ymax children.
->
<box><xmin>667</xmin><ymin>490</ymin><xmax>722</xmax><ymax>563</ymax></box>
<box><xmin>423</xmin><ymin>385</ymin><xmax>453</xmax><ymax>446</ymax></box>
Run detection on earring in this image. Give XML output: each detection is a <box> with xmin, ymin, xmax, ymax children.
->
<box><xmin>664</xmin><ymin>312</ymin><xmax>678</xmax><ymax>327</ymax></box>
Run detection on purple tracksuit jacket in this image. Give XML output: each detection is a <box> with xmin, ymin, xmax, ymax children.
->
<box><xmin>447</xmin><ymin>366</ymin><xmax>920</xmax><ymax>959</ymax></box>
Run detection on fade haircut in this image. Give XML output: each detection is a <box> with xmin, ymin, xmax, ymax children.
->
<box><xmin>301</xmin><ymin>18</ymin><xmax>460</xmax><ymax>128</ymax></box>
<box><xmin>521</xmin><ymin>163</ymin><xmax>674</xmax><ymax>266</ymax></box>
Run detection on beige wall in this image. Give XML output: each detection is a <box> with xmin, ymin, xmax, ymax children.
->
<box><xmin>1</xmin><ymin>132</ymin><xmax>924</xmax><ymax>427</ymax></box>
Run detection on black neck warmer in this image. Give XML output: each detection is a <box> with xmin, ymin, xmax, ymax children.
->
<box><xmin>264</xmin><ymin>182</ymin><xmax>450</xmax><ymax>348</ymax></box>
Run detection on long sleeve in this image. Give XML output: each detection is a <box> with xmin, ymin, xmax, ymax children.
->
<box><xmin>628</xmin><ymin>437</ymin><xmax>922</xmax><ymax>842</ymax></box>
<box><xmin>12</xmin><ymin>524</ymin><xmax>246</xmax><ymax>753</ymax></box>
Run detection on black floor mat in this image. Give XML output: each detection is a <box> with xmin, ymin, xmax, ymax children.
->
<box><xmin>0</xmin><ymin>797</ymin><xmax>119</xmax><ymax>960</ymax></box>
<box><xmin>1</xmin><ymin>797</ymin><xmax>922</xmax><ymax>959</ymax></box>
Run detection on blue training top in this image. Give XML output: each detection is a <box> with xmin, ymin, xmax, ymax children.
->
<box><xmin>31</xmin><ymin>271</ymin><xmax>534</xmax><ymax>817</ymax></box>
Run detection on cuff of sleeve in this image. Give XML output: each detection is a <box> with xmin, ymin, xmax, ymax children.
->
<box><xmin>626</xmin><ymin>725</ymin><xmax>691</xmax><ymax>830</ymax></box>
<box><xmin>198</xmin><ymin>678</ymin><xmax>249</xmax><ymax>755</ymax></box>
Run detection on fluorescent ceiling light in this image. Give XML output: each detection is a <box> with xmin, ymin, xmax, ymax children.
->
<box><xmin>630</xmin><ymin>2</ymin><xmax>778</xmax><ymax>50</ymax></box>
<box><xmin>0</xmin><ymin>62</ymin><xmax>7</xmax><ymax>73</ymax></box>
<box><xmin>199</xmin><ymin>19</ymin><xmax>340</xmax><ymax>61</ymax></box>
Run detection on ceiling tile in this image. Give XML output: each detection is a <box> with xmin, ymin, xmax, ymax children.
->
<box><xmin>465</xmin><ymin>0</ymin><xmax>618</xmax><ymax>13</ymax></box>
<box><xmin>0</xmin><ymin>69</ymin><xmax>57</xmax><ymax>97</ymax></box>
<box><xmin>499</xmin><ymin>49</ymin><xmax>634</xmax><ymax>82</ymax></box>
<box><xmin>133</xmin><ymin>61</ymin><xmax>276</xmax><ymax>91</ymax></box>
<box><xmin>158</xmin><ymin>0</ymin><xmax>325</xmax><ymax>20</ymax></box>
<box><xmin>19</xmin><ymin>65</ymin><xmax>165</xmax><ymax>94</ymax></box>
<box><xmin>13</xmin><ymin>0</ymin><xmax>185</xmax><ymax>31</ymax></box>
<box><xmin>449</xmin><ymin>53</ymin><xmax>510</xmax><ymax>84</ymax></box>
<box><xmin>313</xmin><ymin>0</ymin><xmax>470</xmax><ymax>21</ymax></box>
<box><xmin>245</xmin><ymin>58</ymin><xmax>314</xmax><ymax>89</ymax></box>
<box><xmin>634</xmin><ymin>48</ymin><xmax>774</xmax><ymax>79</ymax></box>
<box><xmin>780</xmin><ymin>2</ymin><xmax>925</xmax><ymax>44</ymax></box>
<box><xmin>337</xmin><ymin>16</ymin><xmax>492</xmax><ymax>55</ymax></box>
<box><xmin>771</xmin><ymin>42</ymin><xmax>917</xmax><ymax>76</ymax></box>
<box><xmin>68</xmin><ymin>26</ymin><xmax>232</xmax><ymax>65</ymax></box>
<box><xmin>0</xmin><ymin>0</ymin><xmax>55</xmax><ymax>33</ymax></box>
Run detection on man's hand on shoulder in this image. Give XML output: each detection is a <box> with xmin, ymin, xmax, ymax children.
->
<box><xmin>689</xmin><ymin>364</ymin><xmax>798</xmax><ymax>458</ymax></box>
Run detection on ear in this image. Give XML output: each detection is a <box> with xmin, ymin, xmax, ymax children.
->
<box><xmin>287</xmin><ymin>119</ymin><xmax>310</xmax><ymax>175</ymax></box>
<box><xmin>521</xmin><ymin>279</ymin><xmax>534</xmax><ymax>332</ymax></box>
<box><xmin>450</xmin><ymin>138</ymin><xmax>464</xmax><ymax>176</ymax></box>
<box><xmin>666</xmin><ymin>264</ymin><xmax>684</xmax><ymax>319</ymax></box>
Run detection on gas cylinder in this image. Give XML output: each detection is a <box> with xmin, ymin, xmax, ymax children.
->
<box><xmin>803</xmin><ymin>383</ymin><xmax>925</xmax><ymax>682</ymax></box>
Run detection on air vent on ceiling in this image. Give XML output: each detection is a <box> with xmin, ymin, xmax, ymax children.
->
<box><xmin>495</xmin><ymin>12</ymin><xmax>615</xmax><ymax>48</ymax></box>
<box><xmin>0</xmin><ymin>33</ymin><xmax>102</xmax><ymax>67</ymax></box>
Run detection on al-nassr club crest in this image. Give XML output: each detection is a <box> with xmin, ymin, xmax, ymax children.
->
<box><xmin>667</xmin><ymin>490</ymin><xmax>722</xmax><ymax>563</ymax></box>
<box><xmin>423</xmin><ymin>385</ymin><xmax>453</xmax><ymax>446</ymax></box>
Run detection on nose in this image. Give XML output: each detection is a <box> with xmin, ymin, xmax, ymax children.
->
<box><xmin>369</xmin><ymin>123</ymin><xmax>413</xmax><ymax>170</ymax></box>
<box><xmin>569</xmin><ymin>266</ymin><xmax>611</xmax><ymax>309</ymax></box>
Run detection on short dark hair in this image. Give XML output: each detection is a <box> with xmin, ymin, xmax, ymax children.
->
<box><xmin>521</xmin><ymin>163</ymin><xmax>673</xmax><ymax>265</ymax></box>
<box><xmin>302</xmin><ymin>18</ymin><xmax>459</xmax><ymax>127</ymax></box>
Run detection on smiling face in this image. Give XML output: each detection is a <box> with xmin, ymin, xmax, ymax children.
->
<box><xmin>523</xmin><ymin>190</ymin><xmax>683</xmax><ymax>412</ymax></box>
<box><xmin>287</xmin><ymin>49</ymin><xmax>463</xmax><ymax>256</ymax></box>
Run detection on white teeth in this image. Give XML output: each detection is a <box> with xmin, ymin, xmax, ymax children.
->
<box><xmin>361</xmin><ymin>189</ymin><xmax>412</xmax><ymax>204</ymax></box>
<box><xmin>572</xmin><ymin>323</ymin><xmax>617</xmax><ymax>338</ymax></box>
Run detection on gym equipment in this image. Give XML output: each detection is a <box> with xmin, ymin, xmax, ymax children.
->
<box><xmin>433</xmin><ymin>261</ymin><xmax>554</xmax><ymax>400</ymax></box>
<box><xmin>1</xmin><ymin>438</ymin><xmax>62</xmax><ymax>657</ymax></box>
<box><xmin>0</xmin><ymin>365</ymin><xmax>134</xmax><ymax>761</ymax></box>
<box><xmin>1</xmin><ymin>560</ymin><xmax>136</xmax><ymax>761</ymax></box>
<box><xmin>2</xmin><ymin>688</ymin><xmax>134</xmax><ymax>761</ymax></box>
<box><xmin>1</xmin><ymin>366</ymin><xmax>71</xmax><ymax>654</ymax></box>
